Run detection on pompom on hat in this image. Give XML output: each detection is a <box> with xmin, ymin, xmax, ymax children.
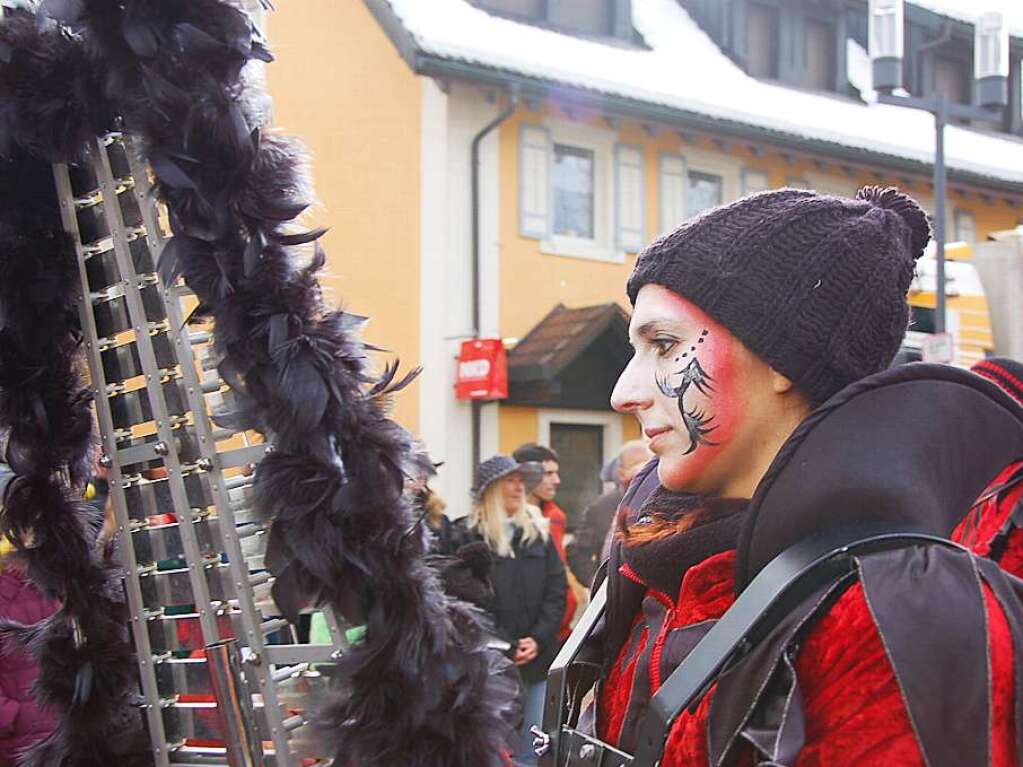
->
<box><xmin>627</xmin><ymin>185</ymin><xmax>931</xmax><ymax>406</ymax></box>
<box><xmin>471</xmin><ymin>455</ymin><xmax>543</xmax><ymax>501</ymax></box>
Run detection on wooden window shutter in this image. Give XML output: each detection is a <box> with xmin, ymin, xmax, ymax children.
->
<box><xmin>615</xmin><ymin>143</ymin><xmax>644</xmax><ymax>252</ymax></box>
<box><xmin>519</xmin><ymin>124</ymin><xmax>551</xmax><ymax>239</ymax></box>
<box><xmin>659</xmin><ymin>154</ymin><xmax>686</xmax><ymax>235</ymax></box>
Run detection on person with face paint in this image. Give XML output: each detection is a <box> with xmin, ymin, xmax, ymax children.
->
<box><xmin>543</xmin><ymin>187</ymin><xmax>1023</xmax><ymax>767</ymax></box>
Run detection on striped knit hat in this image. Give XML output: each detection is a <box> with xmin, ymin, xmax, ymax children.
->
<box><xmin>972</xmin><ymin>357</ymin><xmax>1023</xmax><ymax>405</ymax></box>
<box><xmin>627</xmin><ymin>186</ymin><xmax>931</xmax><ymax>406</ymax></box>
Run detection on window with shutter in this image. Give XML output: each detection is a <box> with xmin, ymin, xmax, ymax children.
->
<box><xmin>746</xmin><ymin>2</ymin><xmax>780</xmax><ymax>79</ymax></box>
<box><xmin>523</xmin><ymin>119</ymin><xmax>621</xmax><ymax>261</ymax></box>
<box><xmin>519</xmin><ymin>124</ymin><xmax>551</xmax><ymax>240</ymax></box>
<box><xmin>660</xmin><ymin>154</ymin><xmax>686</xmax><ymax>235</ymax></box>
<box><xmin>954</xmin><ymin>209</ymin><xmax>977</xmax><ymax>243</ymax></box>
<box><xmin>686</xmin><ymin>171</ymin><xmax>723</xmax><ymax>217</ymax></box>
<box><xmin>615</xmin><ymin>144</ymin><xmax>645</xmax><ymax>252</ymax></box>
<box><xmin>553</xmin><ymin>144</ymin><xmax>595</xmax><ymax>239</ymax></box>
<box><xmin>804</xmin><ymin>19</ymin><xmax>836</xmax><ymax>91</ymax></box>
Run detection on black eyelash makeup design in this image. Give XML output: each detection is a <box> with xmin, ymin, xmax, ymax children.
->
<box><xmin>655</xmin><ymin>329</ymin><xmax>718</xmax><ymax>455</ymax></box>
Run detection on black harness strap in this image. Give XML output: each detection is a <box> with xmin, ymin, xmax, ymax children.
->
<box><xmin>858</xmin><ymin>545</ymin><xmax>989</xmax><ymax>767</ymax></box>
<box><xmin>710</xmin><ymin>573</ymin><xmax>855</xmax><ymax>767</ymax></box>
<box><xmin>973</xmin><ymin>558</ymin><xmax>1023</xmax><ymax>762</ymax></box>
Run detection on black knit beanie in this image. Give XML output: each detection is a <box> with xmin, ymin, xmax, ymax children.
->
<box><xmin>627</xmin><ymin>186</ymin><xmax>931</xmax><ymax>406</ymax></box>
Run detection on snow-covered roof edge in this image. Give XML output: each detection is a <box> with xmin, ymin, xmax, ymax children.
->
<box><xmin>365</xmin><ymin>0</ymin><xmax>1023</xmax><ymax>195</ymax></box>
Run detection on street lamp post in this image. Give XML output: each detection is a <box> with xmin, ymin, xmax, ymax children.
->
<box><xmin>868</xmin><ymin>0</ymin><xmax>1009</xmax><ymax>340</ymax></box>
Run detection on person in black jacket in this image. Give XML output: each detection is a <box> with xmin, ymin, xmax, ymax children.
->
<box><xmin>568</xmin><ymin>440</ymin><xmax>652</xmax><ymax>586</ymax></box>
<box><xmin>467</xmin><ymin>454</ymin><xmax>567</xmax><ymax>766</ymax></box>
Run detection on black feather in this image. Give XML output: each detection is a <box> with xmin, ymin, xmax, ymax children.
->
<box><xmin>0</xmin><ymin>0</ymin><xmax>525</xmax><ymax>762</ymax></box>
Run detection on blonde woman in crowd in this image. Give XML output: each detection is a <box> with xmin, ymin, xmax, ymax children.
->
<box><xmin>465</xmin><ymin>455</ymin><xmax>567</xmax><ymax>766</ymax></box>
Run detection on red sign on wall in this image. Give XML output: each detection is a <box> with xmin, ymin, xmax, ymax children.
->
<box><xmin>455</xmin><ymin>339</ymin><xmax>508</xmax><ymax>401</ymax></box>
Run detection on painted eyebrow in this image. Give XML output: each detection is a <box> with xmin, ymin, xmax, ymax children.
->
<box><xmin>631</xmin><ymin>320</ymin><xmax>683</xmax><ymax>344</ymax></box>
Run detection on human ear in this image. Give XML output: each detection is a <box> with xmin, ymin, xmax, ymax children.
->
<box><xmin>769</xmin><ymin>368</ymin><xmax>795</xmax><ymax>394</ymax></box>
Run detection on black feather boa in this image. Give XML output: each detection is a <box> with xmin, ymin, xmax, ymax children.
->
<box><xmin>3</xmin><ymin>1</ymin><xmax>521</xmax><ymax>764</ymax></box>
<box><xmin>0</xmin><ymin>144</ymin><xmax>149</xmax><ymax>764</ymax></box>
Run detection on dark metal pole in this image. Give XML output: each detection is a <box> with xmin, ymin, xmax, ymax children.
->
<box><xmin>469</xmin><ymin>88</ymin><xmax>518</xmax><ymax>472</ymax></box>
<box><xmin>205</xmin><ymin>640</ymin><xmax>261</xmax><ymax>767</ymax></box>
<box><xmin>933</xmin><ymin>95</ymin><xmax>947</xmax><ymax>335</ymax></box>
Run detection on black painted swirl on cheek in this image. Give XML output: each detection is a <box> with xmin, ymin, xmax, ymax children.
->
<box><xmin>655</xmin><ymin>329</ymin><xmax>718</xmax><ymax>455</ymax></box>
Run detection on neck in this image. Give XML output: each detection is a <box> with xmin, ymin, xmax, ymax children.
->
<box><xmin>504</xmin><ymin>506</ymin><xmax>518</xmax><ymax>517</ymax></box>
<box><xmin>529</xmin><ymin>494</ymin><xmax>544</xmax><ymax>508</ymax></box>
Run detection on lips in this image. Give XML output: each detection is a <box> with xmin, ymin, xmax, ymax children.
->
<box><xmin>644</xmin><ymin>426</ymin><xmax>672</xmax><ymax>452</ymax></box>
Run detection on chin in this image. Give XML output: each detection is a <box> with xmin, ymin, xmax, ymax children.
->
<box><xmin>656</xmin><ymin>456</ymin><xmax>690</xmax><ymax>493</ymax></box>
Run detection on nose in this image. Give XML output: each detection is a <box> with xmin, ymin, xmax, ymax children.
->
<box><xmin>611</xmin><ymin>355</ymin><xmax>653</xmax><ymax>414</ymax></box>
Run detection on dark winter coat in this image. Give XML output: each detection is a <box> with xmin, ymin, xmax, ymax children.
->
<box><xmin>482</xmin><ymin>527</ymin><xmax>567</xmax><ymax>685</ymax></box>
<box><xmin>568</xmin><ymin>489</ymin><xmax>623</xmax><ymax>586</ymax></box>
<box><xmin>0</xmin><ymin>563</ymin><xmax>58</xmax><ymax>764</ymax></box>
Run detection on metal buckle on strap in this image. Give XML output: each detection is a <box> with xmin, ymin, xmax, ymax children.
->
<box><xmin>556</xmin><ymin>727</ymin><xmax>633</xmax><ymax>766</ymax></box>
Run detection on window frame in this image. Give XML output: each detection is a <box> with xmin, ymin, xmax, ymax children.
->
<box><xmin>741</xmin><ymin>168</ymin><xmax>771</xmax><ymax>196</ymax></box>
<box><xmin>744</xmin><ymin>0</ymin><xmax>781</xmax><ymax>80</ymax></box>
<box><xmin>539</xmin><ymin>120</ymin><xmax>621</xmax><ymax>263</ymax></box>
<box><xmin>730</xmin><ymin>0</ymin><xmax>846</xmax><ymax>94</ymax></box>
<box><xmin>686</xmin><ymin>170</ymin><xmax>725</xmax><ymax>218</ymax></box>
<box><xmin>551</xmin><ymin>142</ymin><xmax>597</xmax><ymax>240</ymax></box>
<box><xmin>659</xmin><ymin>147</ymin><xmax>742</xmax><ymax>227</ymax></box>
<box><xmin>683</xmin><ymin>145</ymin><xmax>742</xmax><ymax>209</ymax></box>
<box><xmin>953</xmin><ymin>208</ymin><xmax>977</xmax><ymax>244</ymax></box>
<box><xmin>803</xmin><ymin>16</ymin><xmax>838</xmax><ymax>92</ymax></box>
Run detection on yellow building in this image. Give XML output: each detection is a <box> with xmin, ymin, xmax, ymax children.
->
<box><xmin>262</xmin><ymin>0</ymin><xmax>1023</xmax><ymax>516</ymax></box>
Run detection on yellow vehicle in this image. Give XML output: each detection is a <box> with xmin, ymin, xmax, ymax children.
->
<box><xmin>898</xmin><ymin>241</ymin><xmax>994</xmax><ymax>368</ymax></box>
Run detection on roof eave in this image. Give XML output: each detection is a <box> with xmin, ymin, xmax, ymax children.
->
<box><xmin>363</xmin><ymin>0</ymin><xmax>1023</xmax><ymax>196</ymax></box>
<box><xmin>417</xmin><ymin>56</ymin><xmax>1023</xmax><ymax>196</ymax></box>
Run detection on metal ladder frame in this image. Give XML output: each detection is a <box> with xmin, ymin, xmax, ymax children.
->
<box><xmin>54</xmin><ymin>133</ymin><xmax>346</xmax><ymax>766</ymax></box>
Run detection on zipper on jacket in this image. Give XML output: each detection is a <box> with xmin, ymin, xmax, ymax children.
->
<box><xmin>619</xmin><ymin>562</ymin><xmax>676</xmax><ymax>693</ymax></box>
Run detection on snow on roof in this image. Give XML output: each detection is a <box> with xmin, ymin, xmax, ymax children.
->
<box><xmin>909</xmin><ymin>0</ymin><xmax>1023</xmax><ymax>38</ymax></box>
<box><xmin>383</xmin><ymin>0</ymin><xmax>1023</xmax><ymax>189</ymax></box>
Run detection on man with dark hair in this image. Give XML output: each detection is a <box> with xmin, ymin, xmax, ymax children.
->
<box><xmin>512</xmin><ymin>443</ymin><xmax>577</xmax><ymax>642</ymax></box>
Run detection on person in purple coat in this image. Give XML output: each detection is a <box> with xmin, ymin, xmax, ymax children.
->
<box><xmin>0</xmin><ymin>463</ymin><xmax>58</xmax><ymax>765</ymax></box>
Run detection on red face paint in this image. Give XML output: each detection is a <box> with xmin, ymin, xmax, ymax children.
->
<box><xmin>611</xmin><ymin>285</ymin><xmax>744</xmax><ymax>493</ymax></box>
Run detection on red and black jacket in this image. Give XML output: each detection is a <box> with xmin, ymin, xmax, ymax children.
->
<box><xmin>587</xmin><ymin>364</ymin><xmax>1023</xmax><ymax>767</ymax></box>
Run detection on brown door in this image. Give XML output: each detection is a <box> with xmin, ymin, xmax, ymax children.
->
<box><xmin>549</xmin><ymin>423</ymin><xmax>604</xmax><ymax>530</ymax></box>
